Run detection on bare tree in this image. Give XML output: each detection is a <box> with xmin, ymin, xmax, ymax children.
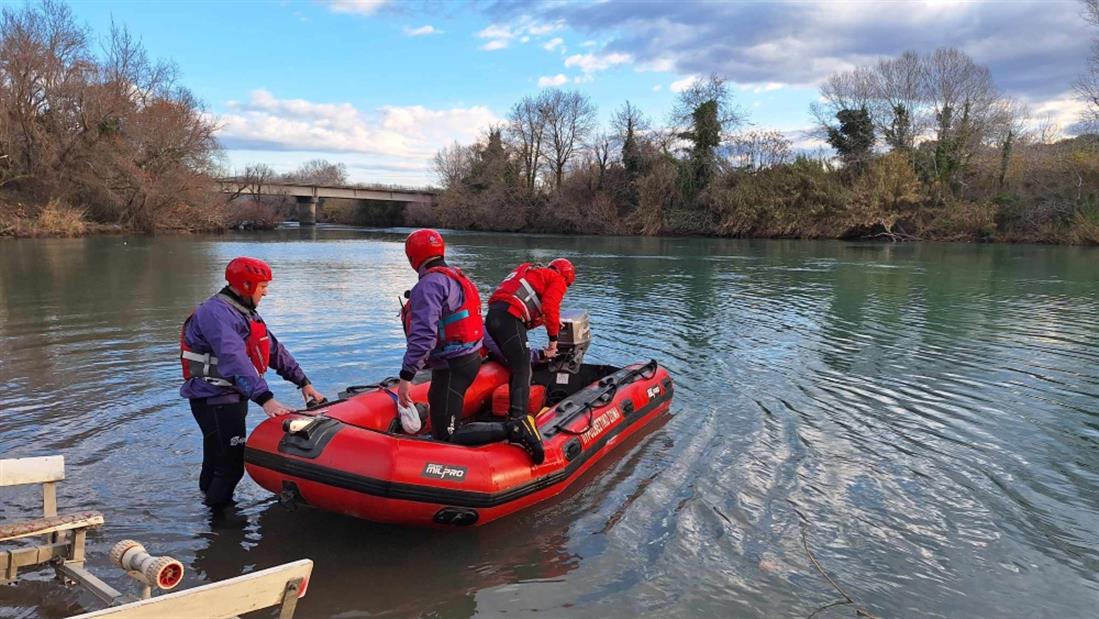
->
<box><xmin>507</xmin><ymin>94</ymin><xmax>546</xmax><ymax>192</ymax></box>
<box><xmin>538</xmin><ymin>88</ymin><xmax>596</xmax><ymax>189</ymax></box>
<box><xmin>671</xmin><ymin>73</ymin><xmax>744</xmax><ymax>137</ymax></box>
<box><xmin>730</xmin><ymin>130</ymin><xmax>792</xmax><ymax>170</ymax></box>
<box><xmin>810</xmin><ymin>66</ymin><xmax>876</xmax><ymax>140</ymax></box>
<box><xmin>588</xmin><ymin>130</ymin><xmax>613</xmax><ymax>188</ymax></box>
<box><xmin>812</xmin><ymin>47</ymin><xmax>1009</xmax><ymax>182</ymax></box>
<box><xmin>287</xmin><ymin>159</ymin><xmax>348</xmax><ymax>185</ymax></box>
<box><xmin>921</xmin><ymin>47</ymin><xmax>1004</xmax><ymax>187</ymax></box>
<box><xmin>611</xmin><ymin>101</ymin><xmax>651</xmax><ymax>143</ymax></box>
<box><xmin>0</xmin><ymin>1</ymin><xmax>221</xmax><ymax>231</ymax></box>
<box><xmin>433</xmin><ymin>141</ymin><xmax>473</xmax><ymax>189</ymax></box>
<box><xmin>0</xmin><ymin>0</ymin><xmax>93</xmax><ymax>182</ymax></box>
<box><xmin>1075</xmin><ymin>0</ymin><xmax>1099</xmax><ymax>127</ymax></box>
<box><xmin>240</xmin><ymin>163</ymin><xmax>276</xmax><ymax>199</ymax></box>
<box><xmin>870</xmin><ymin>51</ymin><xmax>926</xmax><ymax>150</ymax></box>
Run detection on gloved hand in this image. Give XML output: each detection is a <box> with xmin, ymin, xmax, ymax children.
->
<box><xmin>262</xmin><ymin>398</ymin><xmax>292</xmax><ymax>418</ymax></box>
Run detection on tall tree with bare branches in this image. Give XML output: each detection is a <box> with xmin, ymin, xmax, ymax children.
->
<box><xmin>1076</xmin><ymin>0</ymin><xmax>1099</xmax><ymax>127</ymax></box>
<box><xmin>507</xmin><ymin>94</ymin><xmax>546</xmax><ymax>192</ymax></box>
<box><xmin>538</xmin><ymin>88</ymin><xmax>596</xmax><ymax>189</ymax></box>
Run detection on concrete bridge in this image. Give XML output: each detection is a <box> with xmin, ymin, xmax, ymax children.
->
<box><xmin>217</xmin><ymin>179</ymin><xmax>438</xmax><ymax>225</ymax></box>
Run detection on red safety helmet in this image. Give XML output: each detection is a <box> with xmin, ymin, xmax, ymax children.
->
<box><xmin>549</xmin><ymin>258</ymin><xmax>576</xmax><ymax>287</ymax></box>
<box><xmin>405</xmin><ymin>229</ymin><xmax>445</xmax><ymax>270</ymax></box>
<box><xmin>225</xmin><ymin>257</ymin><xmax>272</xmax><ymax>294</ymax></box>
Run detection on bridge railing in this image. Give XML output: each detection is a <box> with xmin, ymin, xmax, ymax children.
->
<box><xmin>218</xmin><ymin>178</ymin><xmax>440</xmax><ymax>195</ymax></box>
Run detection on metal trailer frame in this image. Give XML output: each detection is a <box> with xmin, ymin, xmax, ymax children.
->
<box><xmin>1</xmin><ymin>455</ymin><xmax>313</xmax><ymax>618</ymax></box>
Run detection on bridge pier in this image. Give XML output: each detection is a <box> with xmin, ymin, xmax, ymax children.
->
<box><xmin>296</xmin><ymin>196</ymin><xmax>318</xmax><ymax>226</ymax></box>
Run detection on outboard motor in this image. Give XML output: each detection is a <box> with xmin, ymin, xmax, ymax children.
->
<box><xmin>547</xmin><ymin>309</ymin><xmax>590</xmax><ymax>374</ymax></box>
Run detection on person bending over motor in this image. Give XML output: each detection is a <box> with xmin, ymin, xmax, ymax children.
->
<box><xmin>398</xmin><ymin>229</ymin><xmax>544</xmax><ymax>462</ymax></box>
<box><xmin>180</xmin><ymin>257</ymin><xmax>326</xmax><ymax>508</ymax></box>
<box><xmin>485</xmin><ymin>258</ymin><xmax>577</xmax><ymax>465</ymax></box>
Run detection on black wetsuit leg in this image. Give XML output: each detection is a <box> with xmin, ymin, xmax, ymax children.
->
<box><xmin>449</xmin><ymin>421</ymin><xmax>508</xmax><ymax>445</ymax></box>
<box><xmin>189</xmin><ymin>398</ymin><xmax>248</xmax><ymax>507</ymax></box>
<box><xmin>486</xmin><ymin>303</ymin><xmax>531</xmax><ymax>419</ymax></box>
<box><xmin>427</xmin><ymin>351</ymin><xmax>481</xmax><ymax>440</ymax></box>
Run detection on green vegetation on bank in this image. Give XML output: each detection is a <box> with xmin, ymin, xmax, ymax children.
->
<box><xmin>419</xmin><ymin>47</ymin><xmax>1099</xmax><ymax>245</ymax></box>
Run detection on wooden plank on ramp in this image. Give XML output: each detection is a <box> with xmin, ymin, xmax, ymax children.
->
<box><xmin>0</xmin><ymin>511</ymin><xmax>103</xmax><ymax>542</ymax></box>
<box><xmin>70</xmin><ymin>559</ymin><xmax>314</xmax><ymax>619</ymax></box>
<box><xmin>0</xmin><ymin>456</ymin><xmax>65</xmax><ymax>487</ymax></box>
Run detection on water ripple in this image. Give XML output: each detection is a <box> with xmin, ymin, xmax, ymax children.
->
<box><xmin>1</xmin><ymin>231</ymin><xmax>1096</xmax><ymax>617</ymax></box>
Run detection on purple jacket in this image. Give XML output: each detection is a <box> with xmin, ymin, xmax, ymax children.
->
<box><xmin>180</xmin><ymin>288</ymin><xmax>308</xmax><ymax>404</ymax></box>
<box><xmin>400</xmin><ymin>260</ymin><xmax>483</xmax><ymax>380</ymax></box>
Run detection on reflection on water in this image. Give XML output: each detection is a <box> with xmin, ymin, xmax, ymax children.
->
<box><xmin>1</xmin><ymin>228</ymin><xmax>1097</xmax><ymax>617</ymax></box>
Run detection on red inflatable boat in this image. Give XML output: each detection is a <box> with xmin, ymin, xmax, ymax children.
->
<box><xmin>244</xmin><ymin>312</ymin><xmax>674</xmax><ymax>527</ymax></box>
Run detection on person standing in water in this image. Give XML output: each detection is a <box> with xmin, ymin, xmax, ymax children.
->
<box><xmin>180</xmin><ymin>257</ymin><xmax>325</xmax><ymax>508</ymax></box>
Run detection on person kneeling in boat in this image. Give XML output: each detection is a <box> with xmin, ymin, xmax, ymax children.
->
<box><xmin>180</xmin><ymin>257</ymin><xmax>326</xmax><ymax>508</ymax></box>
<box><xmin>484</xmin><ymin>258</ymin><xmax>576</xmax><ymax>465</ymax></box>
<box><xmin>398</xmin><ymin>229</ymin><xmax>544</xmax><ymax>463</ymax></box>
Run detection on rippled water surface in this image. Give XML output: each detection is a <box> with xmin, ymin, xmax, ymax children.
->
<box><xmin>1</xmin><ymin>227</ymin><xmax>1097</xmax><ymax>618</ymax></box>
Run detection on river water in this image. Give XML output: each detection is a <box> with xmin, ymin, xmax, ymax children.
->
<box><xmin>1</xmin><ymin>227</ymin><xmax>1097</xmax><ymax>618</ymax></box>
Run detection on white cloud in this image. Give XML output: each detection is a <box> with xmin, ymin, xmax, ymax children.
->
<box><xmin>738</xmin><ymin>81</ymin><xmax>785</xmax><ymax>94</ymax></box>
<box><xmin>513</xmin><ymin>0</ymin><xmax>1089</xmax><ymax>99</ymax></box>
<box><xmin>636</xmin><ymin>57</ymin><xmax>675</xmax><ymax>73</ymax></box>
<box><xmin>544</xmin><ymin>37</ymin><xmax>564</xmax><ymax>52</ymax></box>
<box><xmin>325</xmin><ymin>0</ymin><xmax>388</xmax><ymax>16</ymax></box>
<box><xmin>538</xmin><ymin>74</ymin><xmax>568</xmax><ymax>88</ymax></box>
<box><xmin>527</xmin><ymin>21</ymin><xmax>563</xmax><ymax>36</ymax></box>
<box><xmin>564</xmin><ymin>52</ymin><xmax>632</xmax><ymax>75</ymax></box>
<box><xmin>403</xmin><ymin>25</ymin><xmax>440</xmax><ymax>37</ymax></box>
<box><xmin>476</xmin><ymin>23</ymin><xmax>514</xmax><ymax>50</ymax></box>
<box><xmin>475</xmin><ymin>18</ymin><xmax>564</xmax><ymax>51</ymax></box>
<box><xmin>652</xmin><ymin>84</ymin><xmax>662</xmax><ymax>92</ymax></box>
<box><xmin>217</xmin><ymin>90</ymin><xmax>500</xmax><ymax>184</ymax></box>
<box><xmin>670</xmin><ymin>75</ymin><xmax>699</xmax><ymax>92</ymax></box>
<box><xmin>581</xmin><ymin>40</ymin><xmax>597</xmax><ymax>48</ymax></box>
<box><xmin>477</xmin><ymin>24</ymin><xmax>513</xmax><ymax>40</ymax></box>
<box><xmin>1025</xmin><ymin>93</ymin><xmax>1092</xmax><ymax>138</ymax></box>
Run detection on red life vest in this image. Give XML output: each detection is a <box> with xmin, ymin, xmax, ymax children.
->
<box><xmin>180</xmin><ymin>293</ymin><xmax>270</xmax><ymax>384</ymax></box>
<box><xmin>401</xmin><ymin>266</ymin><xmax>483</xmax><ymax>354</ymax></box>
<box><xmin>490</xmin><ymin>263</ymin><xmax>544</xmax><ymax>326</ymax></box>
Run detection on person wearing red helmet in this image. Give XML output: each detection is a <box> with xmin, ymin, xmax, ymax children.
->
<box><xmin>484</xmin><ymin>258</ymin><xmax>576</xmax><ymax>465</ymax></box>
<box><xmin>398</xmin><ymin>229</ymin><xmax>482</xmax><ymax>438</ymax></box>
<box><xmin>397</xmin><ymin>230</ymin><xmax>543</xmax><ymax>462</ymax></box>
<box><xmin>180</xmin><ymin>256</ymin><xmax>325</xmax><ymax>508</ymax></box>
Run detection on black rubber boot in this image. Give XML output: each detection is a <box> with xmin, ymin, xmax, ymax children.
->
<box><xmin>507</xmin><ymin>415</ymin><xmax>545</xmax><ymax>465</ymax></box>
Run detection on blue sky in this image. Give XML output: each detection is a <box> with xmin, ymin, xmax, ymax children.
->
<box><xmin>64</xmin><ymin>0</ymin><xmax>1094</xmax><ymax>185</ymax></box>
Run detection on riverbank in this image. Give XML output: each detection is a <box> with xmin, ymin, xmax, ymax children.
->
<box><xmin>5</xmin><ymin>200</ymin><xmax>1099</xmax><ymax>245</ymax></box>
<box><xmin>0</xmin><ymin>198</ymin><xmax>280</xmax><ymax>238</ymax></box>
